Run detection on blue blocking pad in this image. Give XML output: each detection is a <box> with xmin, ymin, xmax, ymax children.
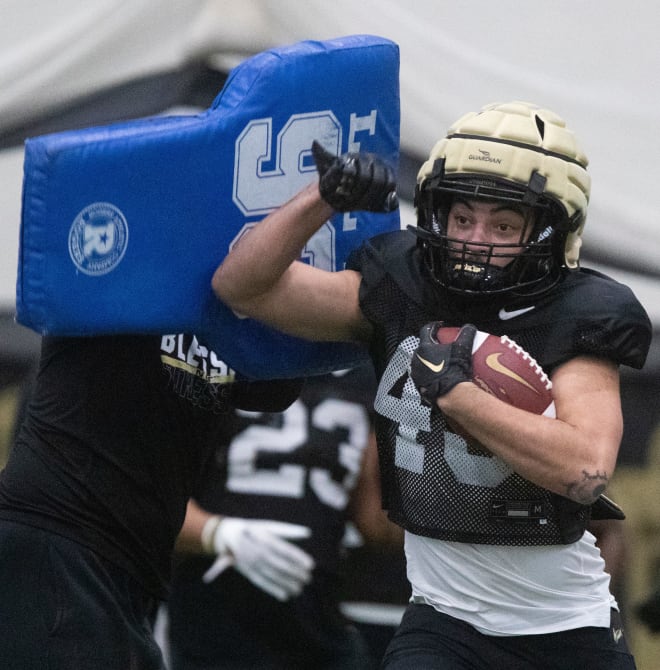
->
<box><xmin>16</xmin><ymin>35</ymin><xmax>400</xmax><ymax>378</ymax></box>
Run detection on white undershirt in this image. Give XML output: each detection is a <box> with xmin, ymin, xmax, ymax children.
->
<box><xmin>406</xmin><ymin>529</ymin><xmax>615</xmax><ymax>636</ymax></box>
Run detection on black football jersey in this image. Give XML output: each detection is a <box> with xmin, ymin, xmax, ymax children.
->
<box><xmin>347</xmin><ymin>229</ymin><xmax>652</xmax><ymax>546</ymax></box>
<box><xmin>168</xmin><ymin>364</ymin><xmax>378</xmax><ymax>665</ymax></box>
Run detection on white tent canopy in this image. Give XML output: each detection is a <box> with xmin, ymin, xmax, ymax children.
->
<box><xmin>1</xmin><ymin>0</ymin><xmax>658</xmax><ymax>326</ymax></box>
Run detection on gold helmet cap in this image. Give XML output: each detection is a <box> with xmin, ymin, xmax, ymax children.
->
<box><xmin>418</xmin><ymin>101</ymin><xmax>591</xmax><ymax>268</ymax></box>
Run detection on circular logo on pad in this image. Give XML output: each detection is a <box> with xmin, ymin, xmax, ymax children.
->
<box><xmin>68</xmin><ymin>202</ymin><xmax>129</xmax><ymax>275</ymax></box>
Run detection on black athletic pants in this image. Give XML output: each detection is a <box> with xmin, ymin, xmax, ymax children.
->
<box><xmin>0</xmin><ymin>520</ymin><xmax>164</xmax><ymax>670</ymax></box>
<box><xmin>381</xmin><ymin>602</ymin><xmax>636</xmax><ymax>670</ymax></box>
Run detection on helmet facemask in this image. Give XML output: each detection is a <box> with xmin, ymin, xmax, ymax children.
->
<box><xmin>413</xmin><ymin>165</ymin><xmax>570</xmax><ymax>298</ymax></box>
<box><xmin>411</xmin><ymin>101</ymin><xmax>590</xmax><ymax>299</ymax></box>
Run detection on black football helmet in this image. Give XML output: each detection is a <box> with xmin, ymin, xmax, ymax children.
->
<box><xmin>411</xmin><ymin>101</ymin><xmax>591</xmax><ymax>298</ymax></box>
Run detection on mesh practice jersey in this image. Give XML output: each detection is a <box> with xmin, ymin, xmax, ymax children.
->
<box><xmin>347</xmin><ymin>229</ymin><xmax>652</xmax><ymax>546</ymax></box>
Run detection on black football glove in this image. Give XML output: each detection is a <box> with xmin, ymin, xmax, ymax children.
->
<box><xmin>311</xmin><ymin>140</ymin><xmax>398</xmax><ymax>213</ymax></box>
<box><xmin>590</xmin><ymin>493</ymin><xmax>625</xmax><ymax>520</ymax></box>
<box><xmin>410</xmin><ymin>322</ymin><xmax>476</xmax><ymax>405</ymax></box>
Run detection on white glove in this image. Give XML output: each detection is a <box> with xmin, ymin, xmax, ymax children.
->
<box><xmin>201</xmin><ymin>516</ymin><xmax>315</xmax><ymax>601</ymax></box>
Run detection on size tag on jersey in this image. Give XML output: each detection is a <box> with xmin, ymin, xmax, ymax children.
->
<box><xmin>489</xmin><ymin>499</ymin><xmax>548</xmax><ymax>523</ymax></box>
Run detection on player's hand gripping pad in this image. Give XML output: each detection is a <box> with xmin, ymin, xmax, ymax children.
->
<box><xmin>16</xmin><ymin>35</ymin><xmax>400</xmax><ymax>378</ymax></box>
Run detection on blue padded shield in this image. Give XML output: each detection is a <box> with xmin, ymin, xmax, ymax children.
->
<box><xmin>16</xmin><ymin>35</ymin><xmax>400</xmax><ymax>378</ymax></box>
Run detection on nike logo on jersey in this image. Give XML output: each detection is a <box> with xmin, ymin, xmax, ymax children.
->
<box><xmin>498</xmin><ymin>305</ymin><xmax>536</xmax><ymax>320</ymax></box>
<box><xmin>485</xmin><ymin>353</ymin><xmax>539</xmax><ymax>394</ymax></box>
<box><xmin>415</xmin><ymin>354</ymin><xmax>445</xmax><ymax>374</ymax></box>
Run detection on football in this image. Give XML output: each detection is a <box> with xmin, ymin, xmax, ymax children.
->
<box><xmin>435</xmin><ymin>327</ymin><xmax>555</xmax><ymax>418</ymax></box>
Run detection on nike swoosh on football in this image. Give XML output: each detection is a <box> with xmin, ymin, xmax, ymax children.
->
<box><xmin>416</xmin><ymin>354</ymin><xmax>445</xmax><ymax>373</ymax></box>
<box><xmin>498</xmin><ymin>305</ymin><xmax>536</xmax><ymax>320</ymax></box>
<box><xmin>485</xmin><ymin>353</ymin><xmax>539</xmax><ymax>393</ymax></box>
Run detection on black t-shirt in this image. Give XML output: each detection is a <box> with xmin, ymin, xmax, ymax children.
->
<box><xmin>0</xmin><ymin>334</ymin><xmax>301</xmax><ymax>597</ymax></box>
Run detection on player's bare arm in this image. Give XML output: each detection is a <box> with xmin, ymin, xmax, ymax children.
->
<box><xmin>212</xmin><ymin>181</ymin><xmax>371</xmax><ymax>343</ymax></box>
<box><xmin>175</xmin><ymin>499</ymin><xmax>213</xmax><ymax>554</ymax></box>
<box><xmin>437</xmin><ymin>355</ymin><xmax>622</xmax><ymax>504</ymax></box>
<box><xmin>213</xmin><ymin>142</ymin><xmax>398</xmax><ymax>344</ymax></box>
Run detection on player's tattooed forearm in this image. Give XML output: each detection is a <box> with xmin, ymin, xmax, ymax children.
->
<box><xmin>565</xmin><ymin>470</ymin><xmax>609</xmax><ymax>504</ymax></box>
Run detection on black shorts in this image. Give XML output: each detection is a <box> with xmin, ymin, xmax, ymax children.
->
<box><xmin>381</xmin><ymin>602</ymin><xmax>636</xmax><ymax>670</ymax></box>
<box><xmin>0</xmin><ymin>520</ymin><xmax>164</xmax><ymax>670</ymax></box>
